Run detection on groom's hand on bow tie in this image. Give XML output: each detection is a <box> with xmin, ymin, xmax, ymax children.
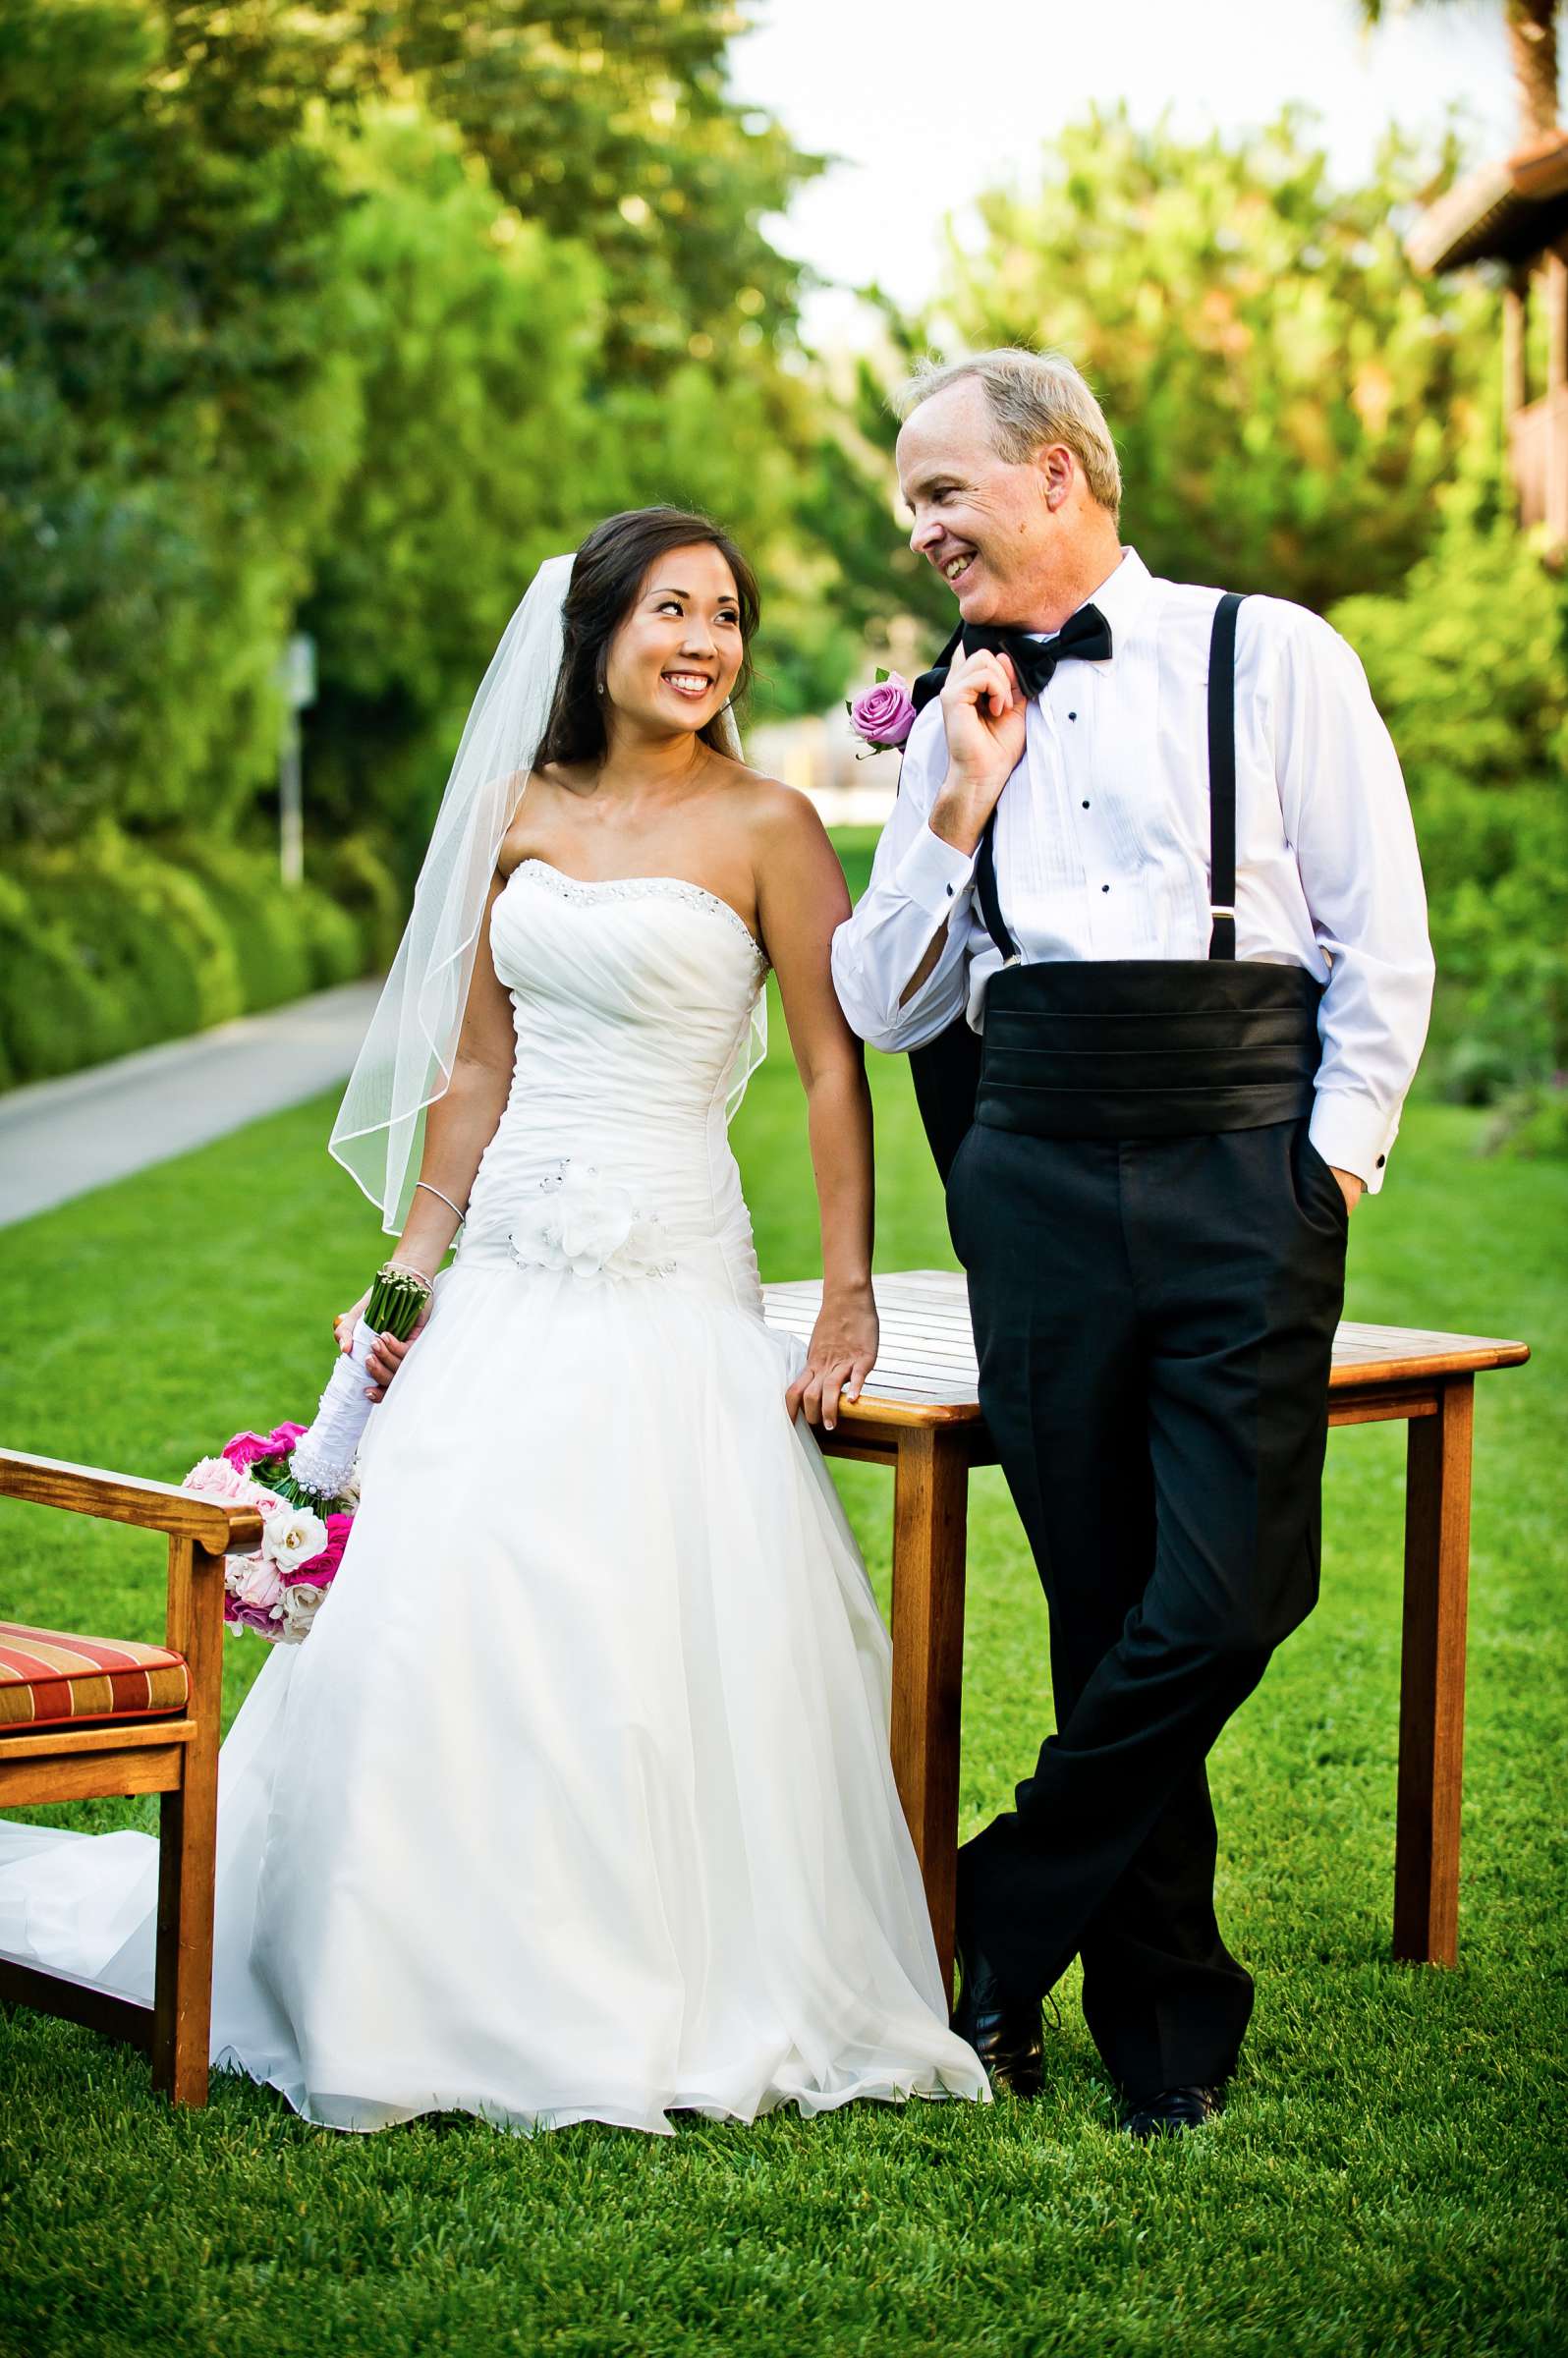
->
<box><xmin>931</xmin><ymin>648</ymin><xmax>1029</xmax><ymax>858</ymax></box>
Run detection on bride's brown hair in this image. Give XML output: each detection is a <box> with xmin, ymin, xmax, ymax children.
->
<box><xmin>534</xmin><ymin>507</ymin><xmax>761</xmax><ymax>769</ymax></box>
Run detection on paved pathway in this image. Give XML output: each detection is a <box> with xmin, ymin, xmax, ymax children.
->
<box><xmin>0</xmin><ymin>979</ymin><xmax>383</xmax><ymax>1227</ymax></box>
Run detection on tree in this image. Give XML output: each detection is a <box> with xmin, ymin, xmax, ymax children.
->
<box><xmin>810</xmin><ymin>112</ymin><xmax>1495</xmax><ymax>653</ymax></box>
<box><xmin>0</xmin><ymin>0</ymin><xmax>360</xmax><ymax>844</ymax></box>
<box><xmin>1341</xmin><ymin>2</ymin><xmax>1566</xmax><ymax>1128</ymax></box>
<box><xmin>298</xmin><ymin>106</ymin><xmax>846</xmax><ymax>870</ymax></box>
<box><xmin>928</xmin><ymin>109</ymin><xmax>1495</xmax><ymax>612</ymax></box>
<box><xmin>1333</xmin><ymin>510</ymin><xmax>1568</xmax><ymax>1099</ymax></box>
<box><xmin>0</xmin><ymin>0</ymin><xmax>828</xmax><ymax>858</ymax></box>
<box><xmin>328</xmin><ymin>0</ymin><xmax>820</xmax><ymax>378</ymax></box>
<box><xmin>800</xmin><ymin>356</ymin><xmax>957</xmax><ymax>652</ymax></box>
<box><xmin>1355</xmin><ymin>1</ymin><xmax>1559</xmax><ymax>140</ymax></box>
<box><xmin>298</xmin><ymin>112</ymin><xmax>610</xmax><ymax>860</ymax></box>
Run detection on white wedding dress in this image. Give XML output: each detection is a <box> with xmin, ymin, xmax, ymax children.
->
<box><xmin>0</xmin><ymin>860</ymin><xmax>986</xmax><ymax>2134</ymax></box>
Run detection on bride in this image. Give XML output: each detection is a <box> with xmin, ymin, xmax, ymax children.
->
<box><xmin>0</xmin><ymin>506</ymin><xmax>987</xmax><ymax>2134</ymax></box>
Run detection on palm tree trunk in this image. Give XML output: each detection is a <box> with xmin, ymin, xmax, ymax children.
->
<box><xmin>1508</xmin><ymin>0</ymin><xmax>1559</xmax><ymax>138</ymax></box>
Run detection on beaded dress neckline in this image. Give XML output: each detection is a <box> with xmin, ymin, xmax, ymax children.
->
<box><xmin>509</xmin><ymin>858</ymin><xmax>767</xmax><ymax>970</ymax></box>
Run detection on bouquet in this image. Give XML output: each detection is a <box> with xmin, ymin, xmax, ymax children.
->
<box><xmin>846</xmin><ymin>670</ymin><xmax>917</xmax><ymax>755</ymax></box>
<box><xmin>182</xmin><ymin>1264</ymin><xmax>430</xmax><ymax>1644</ymax></box>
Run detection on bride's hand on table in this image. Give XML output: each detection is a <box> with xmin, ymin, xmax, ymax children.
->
<box><xmin>786</xmin><ymin>1283</ymin><xmax>878</xmax><ymax>1432</ymax></box>
<box><xmin>333</xmin><ymin>1288</ymin><xmax>432</xmax><ymax>1403</ymax></box>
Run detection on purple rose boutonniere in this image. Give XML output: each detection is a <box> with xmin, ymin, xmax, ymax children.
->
<box><xmin>847</xmin><ymin>669</ymin><xmax>917</xmax><ymax>755</ymax></box>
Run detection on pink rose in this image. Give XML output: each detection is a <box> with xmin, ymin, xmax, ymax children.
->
<box><xmin>185</xmin><ymin>1455</ymin><xmax>261</xmax><ymax>1503</ymax></box>
<box><xmin>220</xmin><ymin>1423</ymin><xmax>303</xmax><ymax>1472</ymax></box>
<box><xmin>848</xmin><ymin>673</ymin><xmax>916</xmax><ymax>751</ymax></box>
<box><xmin>232</xmin><ymin>1555</ymin><xmax>284</xmax><ymax>1616</ymax></box>
<box><xmin>222</xmin><ymin>1431</ymin><xmax>280</xmax><ymax>1473</ymax></box>
<box><xmin>286</xmin><ymin>1510</ymin><xmax>354</xmax><ymax>1588</ymax></box>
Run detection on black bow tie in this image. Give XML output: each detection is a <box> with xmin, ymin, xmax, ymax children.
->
<box><xmin>911</xmin><ymin>601</ymin><xmax>1113</xmax><ymax>713</ymax></box>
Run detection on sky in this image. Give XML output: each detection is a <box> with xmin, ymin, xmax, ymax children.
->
<box><xmin>727</xmin><ymin>0</ymin><xmax>1520</xmax><ymax>343</ymax></box>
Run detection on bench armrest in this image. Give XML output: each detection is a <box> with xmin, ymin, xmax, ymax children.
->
<box><xmin>0</xmin><ymin>1448</ymin><xmax>262</xmax><ymax>1552</ymax></box>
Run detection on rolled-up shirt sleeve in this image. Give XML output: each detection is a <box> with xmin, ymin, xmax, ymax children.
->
<box><xmin>830</xmin><ymin>708</ymin><xmax>979</xmax><ymax>1050</ymax></box>
<box><xmin>1272</xmin><ymin>611</ymin><xmax>1435</xmax><ymax>1194</ymax></box>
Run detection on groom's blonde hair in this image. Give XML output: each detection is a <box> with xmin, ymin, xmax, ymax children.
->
<box><xmin>896</xmin><ymin>348</ymin><xmax>1122</xmax><ymax>519</ymax></box>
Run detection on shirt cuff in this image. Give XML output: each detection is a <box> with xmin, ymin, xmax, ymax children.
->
<box><xmin>892</xmin><ymin>821</ymin><xmax>977</xmax><ymax>921</ymax></box>
<box><xmin>1309</xmin><ymin>1090</ymin><xmax>1399</xmax><ymax>1196</ymax></box>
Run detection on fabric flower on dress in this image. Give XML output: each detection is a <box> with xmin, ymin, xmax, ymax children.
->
<box><xmin>508</xmin><ymin>1159</ymin><xmax>675</xmax><ymax>1283</ymax></box>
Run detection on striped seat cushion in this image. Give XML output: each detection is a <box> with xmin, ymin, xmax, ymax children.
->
<box><xmin>0</xmin><ymin>1621</ymin><xmax>190</xmax><ymax>1731</ymax></box>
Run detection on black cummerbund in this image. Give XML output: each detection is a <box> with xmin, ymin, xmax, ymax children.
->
<box><xmin>976</xmin><ymin>959</ymin><xmax>1324</xmax><ymax>1141</ymax></box>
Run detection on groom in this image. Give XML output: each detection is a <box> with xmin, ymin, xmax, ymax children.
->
<box><xmin>831</xmin><ymin>348</ymin><xmax>1434</xmax><ymax>2137</ymax></box>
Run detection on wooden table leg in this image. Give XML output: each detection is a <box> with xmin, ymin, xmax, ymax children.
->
<box><xmin>888</xmin><ymin>1427</ymin><xmax>969</xmax><ymax>2000</ymax></box>
<box><xmin>1394</xmin><ymin>1376</ymin><xmax>1475</xmax><ymax>1967</ymax></box>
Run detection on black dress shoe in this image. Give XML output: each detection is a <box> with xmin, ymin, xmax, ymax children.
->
<box><xmin>951</xmin><ymin>1942</ymin><xmax>1043</xmax><ymax>2099</ymax></box>
<box><xmin>1120</xmin><ymin>2084</ymin><xmax>1224</xmax><ymax>2140</ymax></box>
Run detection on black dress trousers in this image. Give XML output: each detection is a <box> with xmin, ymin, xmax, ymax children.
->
<box><xmin>946</xmin><ymin>1111</ymin><xmax>1349</xmax><ymax>2096</ymax></box>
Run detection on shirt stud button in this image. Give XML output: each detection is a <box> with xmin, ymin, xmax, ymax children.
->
<box><xmin>1101</xmin><ymin>884</ymin><xmax>1110</xmax><ymax>894</ymax></box>
<box><xmin>945</xmin><ymin>883</ymin><xmax>954</xmax><ymax>897</ymax></box>
<box><xmin>1068</xmin><ymin>711</ymin><xmax>1077</xmax><ymax>721</ymax></box>
<box><xmin>1082</xmin><ymin>800</ymin><xmax>1090</xmax><ymax>810</ymax></box>
<box><xmin>1376</xmin><ymin>1153</ymin><xmax>1386</xmax><ymax>1167</ymax></box>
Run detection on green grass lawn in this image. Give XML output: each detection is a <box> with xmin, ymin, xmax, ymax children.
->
<box><xmin>1</xmin><ymin>840</ymin><xmax>1564</xmax><ymax>2355</ymax></box>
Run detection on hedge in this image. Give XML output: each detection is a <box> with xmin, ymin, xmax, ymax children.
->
<box><xmin>0</xmin><ymin>828</ymin><xmax>403</xmax><ymax>1092</ymax></box>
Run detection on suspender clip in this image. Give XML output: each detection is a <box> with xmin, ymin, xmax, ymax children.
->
<box><xmin>1209</xmin><ymin>904</ymin><xmax>1236</xmax><ymax>924</ymax></box>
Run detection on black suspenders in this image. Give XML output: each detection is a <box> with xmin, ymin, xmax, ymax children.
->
<box><xmin>973</xmin><ymin>590</ymin><xmax>1247</xmax><ymax>968</ymax></box>
<box><xmin>974</xmin><ymin>776</ymin><xmax>1015</xmax><ymax>967</ymax></box>
<box><xmin>1205</xmin><ymin>591</ymin><xmax>1243</xmax><ymax>962</ymax></box>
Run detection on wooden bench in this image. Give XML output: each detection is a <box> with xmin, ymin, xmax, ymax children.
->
<box><xmin>764</xmin><ymin>1272</ymin><xmax>1530</xmax><ymax>1993</ymax></box>
<box><xmin>0</xmin><ymin>1451</ymin><xmax>261</xmax><ymax>2105</ymax></box>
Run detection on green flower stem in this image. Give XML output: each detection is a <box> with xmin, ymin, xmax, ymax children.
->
<box><xmin>366</xmin><ymin>1263</ymin><xmax>432</xmax><ymax>1342</ymax></box>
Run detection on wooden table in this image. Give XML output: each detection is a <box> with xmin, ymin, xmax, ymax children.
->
<box><xmin>763</xmin><ymin>1270</ymin><xmax>1529</xmax><ymax>1993</ymax></box>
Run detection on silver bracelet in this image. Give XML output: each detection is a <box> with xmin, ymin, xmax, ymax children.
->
<box><xmin>415</xmin><ymin>1180</ymin><xmax>468</xmax><ymax>1226</ymax></box>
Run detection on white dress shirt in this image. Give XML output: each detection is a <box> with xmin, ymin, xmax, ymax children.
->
<box><xmin>830</xmin><ymin>549</ymin><xmax>1434</xmax><ymax>1192</ymax></box>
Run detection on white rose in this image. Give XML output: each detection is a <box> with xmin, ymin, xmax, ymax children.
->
<box><xmin>278</xmin><ymin>1582</ymin><xmax>327</xmax><ymax>1643</ymax></box>
<box><xmin>260</xmin><ymin>1505</ymin><xmax>329</xmax><ymax>1574</ymax></box>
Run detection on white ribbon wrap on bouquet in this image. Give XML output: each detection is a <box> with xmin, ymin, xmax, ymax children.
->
<box><xmin>288</xmin><ymin>1325</ymin><xmax>385</xmax><ymax>1499</ymax></box>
